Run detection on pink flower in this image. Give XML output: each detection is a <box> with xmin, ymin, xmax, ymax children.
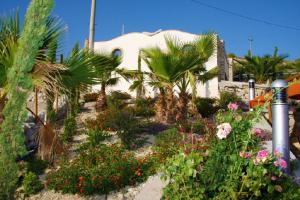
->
<box><xmin>274</xmin><ymin>158</ymin><xmax>287</xmax><ymax>169</ymax></box>
<box><xmin>216</xmin><ymin>123</ymin><xmax>232</xmax><ymax>139</ymax></box>
<box><xmin>271</xmin><ymin>176</ymin><xmax>278</xmax><ymax>181</ymax></box>
<box><xmin>228</xmin><ymin>102</ymin><xmax>239</xmax><ymax>111</ymax></box>
<box><xmin>239</xmin><ymin>151</ymin><xmax>252</xmax><ymax>159</ymax></box>
<box><xmin>253</xmin><ymin>150</ymin><xmax>269</xmax><ymax>164</ymax></box>
<box><xmin>254</xmin><ymin>128</ymin><xmax>266</xmax><ymax>138</ymax></box>
<box><xmin>256</xmin><ymin>150</ymin><xmax>269</xmax><ymax>162</ymax></box>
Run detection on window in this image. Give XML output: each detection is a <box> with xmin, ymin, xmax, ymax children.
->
<box><xmin>112</xmin><ymin>48</ymin><xmax>122</xmax><ymax>58</ymax></box>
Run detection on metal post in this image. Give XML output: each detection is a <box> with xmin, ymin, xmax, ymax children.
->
<box><xmin>272</xmin><ymin>79</ymin><xmax>290</xmax><ymax>174</ymax></box>
<box><xmin>249</xmin><ymin>79</ymin><xmax>255</xmax><ymax>101</ymax></box>
<box><xmin>89</xmin><ymin>0</ymin><xmax>96</xmax><ymax>50</ymax></box>
<box><xmin>248</xmin><ymin>79</ymin><xmax>255</xmax><ymax>110</ymax></box>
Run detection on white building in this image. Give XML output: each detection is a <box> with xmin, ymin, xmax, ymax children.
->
<box><xmin>93</xmin><ymin>30</ymin><xmax>229</xmax><ymax>98</ymax></box>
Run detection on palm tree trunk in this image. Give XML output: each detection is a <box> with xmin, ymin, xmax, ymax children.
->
<box><xmin>155</xmin><ymin>88</ymin><xmax>166</xmax><ymax>122</ymax></box>
<box><xmin>35</xmin><ymin>87</ymin><xmax>39</xmax><ymax>116</ymax></box>
<box><xmin>176</xmin><ymin>91</ymin><xmax>188</xmax><ymax>122</ymax></box>
<box><xmin>0</xmin><ymin>94</ymin><xmax>6</xmax><ymax>126</ymax></box>
<box><xmin>165</xmin><ymin>85</ymin><xmax>175</xmax><ymax>124</ymax></box>
<box><xmin>95</xmin><ymin>83</ymin><xmax>107</xmax><ymax>111</ymax></box>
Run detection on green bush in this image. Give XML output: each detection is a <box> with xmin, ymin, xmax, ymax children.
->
<box><xmin>110</xmin><ymin>91</ymin><xmax>131</xmax><ymax>100</ymax></box>
<box><xmin>85</xmin><ymin>108</ymin><xmax>142</xmax><ymax>149</ymax></box>
<box><xmin>162</xmin><ymin>152</ymin><xmax>206</xmax><ymax>200</ymax></box>
<box><xmin>218</xmin><ymin>91</ymin><xmax>242</xmax><ymax>110</ymax></box>
<box><xmin>107</xmin><ymin>91</ymin><xmax>131</xmax><ymax>110</ymax></box>
<box><xmin>195</xmin><ymin>97</ymin><xmax>217</xmax><ymax>118</ymax></box>
<box><xmin>134</xmin><ymin>107</ymin><xmax>156</xmax><ymax>118</ymax></box>
<box><xmin>46</xmin><ymin>144</ymin><xmax>156</xmax><ymax>195</ymax></box>
<box><xmin>153</xmin><ymin>128</ymin><xmax>182</xmax><ymax>163</ymax></box>
<box><xmin>62</xmin><ymin>116</ymin><xmax>77</xmax><ymax>142</ymax></box>
<box><xmin>26</xmin><ymin>157</ymin><xmax>48</xmax><ymax>175</ymax></box>
<box><xmin>178</xmin><ymin>121</ymin><xmax>206</xmax><ymax>135</ymax></box>
<box><xmin>108</xmin><ymin>108</ymin><xmax>141</xmax><ymax>149</ymax></box>
<box><xmin>83</xmin><ymin>93</ymin><xmax>98</xmax><ymax>102</ymax></box>
<box><xmin>134</xmin><ymin>97</ymin><xmax>156</xmax><ymax>118</ymax></box>
<box><xmin>86</xmin><ymin>129</ymin><xmax>111</xmax><ymax>147</ymax></box>
<box><xmin>23</xmin><ymin>172</ymin><xmax>44</xmax><ymax>195</ymax></box>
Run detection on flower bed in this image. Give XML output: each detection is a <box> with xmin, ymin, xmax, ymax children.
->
<box><xmin>46</xmin><ymin>144</ymin><xmax>156</xmax><ymax>195</ymax></box>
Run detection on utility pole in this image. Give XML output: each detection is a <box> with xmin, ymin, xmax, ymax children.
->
<box><xmin>248</xmin><ymin>37</ymin><xmax>253</xmax><ymax>57</ymax></box>
<box><xmin>121</xmin><ymin>24</ymin><xmax>125</xmax><ymax>35</ymax></box>
<box><xmin>89</xmin><ymin>0</ymin><xmax>96</xmax><ymax>50</ymax></box>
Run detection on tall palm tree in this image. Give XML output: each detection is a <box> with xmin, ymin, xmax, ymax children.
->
<box><xmin>234</xmin><ymin>47</ymin><xmax>288</xmax><ymax>84</ymax></box>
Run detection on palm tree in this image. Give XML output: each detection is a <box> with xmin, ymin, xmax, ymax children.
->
<box><xmin>0</xmin><ymin>11</ymin><xmax>66</xmax><ymax>118</ymax></box>
<box><xmin>175</xmin><ymin>33</ymin><xmax>218</xmax><ymax>121</ymax></box>
<box><xmin>234</xmin><ymin>47</ymin><xmax>288</xmax><ymax>84</ymax></box>
<box><xmin>95</xmin><ymin>54</ymin><xmax>121</xmax><ymax>111</ymax></box>
<box><xmin>141</xmin><ymin>36</ymin><xmax>203</xmax><ymax>123</ymax></box>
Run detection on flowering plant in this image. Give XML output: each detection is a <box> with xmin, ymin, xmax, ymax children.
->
<box><xmin>162</xmin><ymin>102</ymin><xmax>300</xmax><ymax>199</ymax></box>
<box><xmin>46</xmin><ymin>143</ymin><xmax>156</xmax><ymax>195</ymax></box>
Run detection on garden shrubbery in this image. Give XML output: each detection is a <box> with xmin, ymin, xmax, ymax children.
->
<box><xmin>218</xmin><ymin>91</ymin><xmax>243</xmax><ymax>110</ymax></box>
<box><xmin>161</xmin><ymin>103</ymin><xmax>300</xmax><ymax>199</ymax></box>
<box><xmin>46</xmin><ymin>143</ymin><xmax>156</xmax><ymax>195</ymax></box>
<box><xmin>61</xmin><ymin>116</ymin><xmax>77</xmax><ymax>143</ymax></box>
<box><xmin>195</xmin><ymin>97</ymin><xmax>218</xmax><ymax>118</ymax></box>
<box><xmin>85</xmin><ymin>107</ymin><xmax>147</xmax><ymax>149</ymax></box>
<box><xmin>134</xmin><ymin>97</ymin><xmax>156</xmax><ymax>118</ymax></box>
<box><xmin>107</xmin><ymin>91</ymin><xmax>131</xmax><ymax>110</ymax></box>
<box><xmin>23</xmin><ymin>172</ymin><xmax>44</xmax><ymax>195</ymax></box>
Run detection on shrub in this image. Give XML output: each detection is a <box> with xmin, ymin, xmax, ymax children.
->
<box><xmin>107</xmin><ymin>91</ymin><xmax>131</xmax><ymax>110</ymax></box>
<box><xmin>61</xmin><ymin>116</ymin><xmax>77</xmax><ymax>143</ymax></box>
<box><xmin>110</xmin><ymin>91</ymin><xmax>131</xmax><ymax>100</ymax></box>
<box><xmin>153</xmin><ymin>128</ymin><xmax>182</xmax><ymax>163</ymax></box>
<box><xmin>46</xmin><ymin>144</ymin><xmax>156</xmax><ymax>195</ymax></box>
<box><xmin>218</xmin><ymin>91</ymin><xmax>242</xmax><ymax>110</ymax></box>
<box><xmin>86</xmin><ymin>129</ymin><xmax>111</xmax><ymax>147</ymax></box>
<box><xmin>108</xmin><ymin>108</ymin><xmax>141</xmax><ymax>149</ymax></box>
<box><xmin>134</xmin><ymin>97</ymin><xmax>156</xmax><ymax>118</ymax></box>
<box><xmin>26</xmin><ymin>157</ymin><xmax>48</xmax><ymax>175</ymax></box>
<box><xmin>177</xmin><ymin>120</ymin><xmax>206</xmax><ymax>135</ymax></box>
<box><xmin>85</xmin><ymin>108</ymin><xmax>142</xmax><ymax>149</ymax></box>
<box><xmin>134</xmin><ymin>107</ymin><xmax>156</xmax><ymax>118</ymax></box>
<box><xmin>162</xmin><ymin>152</ymin><xmax>206</xmax><ymax>200</ymax></box>
<box><xmin>161</xmin><ymin>103</ymin><xmax>300</xmax><ymax>199</ymax></box>
<box><xmin>23</xmin><ymin>172</ymin><xmax>44</xmax><ymax>195</ymax></box>
<box><xmin>194</xmin><ymin>97</ymin><xmax>217</xmax><ymax>118</ymax></box>
<box><xmin>83</xmin><ymin>93</ymin><xmax>98</xmax><ymax>102</ymax></box>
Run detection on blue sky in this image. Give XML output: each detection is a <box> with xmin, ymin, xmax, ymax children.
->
<box><xmin>1</xmin><ymin>0</ymin><xmax>300</xmax><ymax>60</ymax></box>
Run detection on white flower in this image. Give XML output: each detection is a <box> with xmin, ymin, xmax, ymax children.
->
<box><xmin>216</xmin><ymin>123</ymin><xmax>232</xmax><ymax>139</ymax></box>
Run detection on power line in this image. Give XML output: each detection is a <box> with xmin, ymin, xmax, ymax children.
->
<box><xmin>189</xmin><ymin>0</ymin><xmax>300</xmax><ymax>31</ymax></box>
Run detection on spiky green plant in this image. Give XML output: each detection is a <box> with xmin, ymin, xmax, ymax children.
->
<box><xmin>0</xmin><ymin>0</ymin><xmax>54</xmax><ymax>199</ymax></box>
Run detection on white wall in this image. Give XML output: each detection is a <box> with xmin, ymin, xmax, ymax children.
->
<box><xmin>93</xmin><ymin>30</ymin><xmax>221</xmax><ymax>98</ymax></box>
